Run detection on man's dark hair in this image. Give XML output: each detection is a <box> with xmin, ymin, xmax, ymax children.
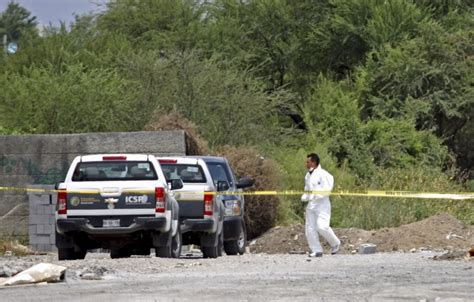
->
<box><xmin>307</xmin><ymin>153</ymin><xmax>320</xmax><ymax>165</ymax></box>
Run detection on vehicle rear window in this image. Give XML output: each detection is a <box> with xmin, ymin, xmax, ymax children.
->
<box><xmin>161</xmin><ymin>164</ymin><xmax>206</xmax><ymax>183</ymax></box>
<box><xmin>72</xmin><ymin>161</ymin><xmax>158</xmax><ymax>181</ymax></box>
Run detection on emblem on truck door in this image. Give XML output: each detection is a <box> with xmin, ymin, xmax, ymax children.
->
<box><xmin>104</xmin><ymin>198</ymin><xmax>119</xmax><ymax>209</ymax></box>
<box><xmin>70</xmin><ymin>196</ymin><xmax>81</xmax><ymax>206</ymax></box>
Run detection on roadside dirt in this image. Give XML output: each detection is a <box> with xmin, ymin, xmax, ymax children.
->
<box><xmin>250</xmin><ymin>213</ymin><xmax>474</xmax><ymax>254</ymax></box>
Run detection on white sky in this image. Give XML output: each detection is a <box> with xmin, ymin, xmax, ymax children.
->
<box><xmin>0</xmin><ymin>0</ymin><xmax>108</xmax><ymax>27</ymax></box>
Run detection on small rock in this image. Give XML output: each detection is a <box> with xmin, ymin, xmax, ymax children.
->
<box><xmin>351</xmin><ymin>250</ymin><xmax>357</xmax><ymax>254</ymax></box>
<box><xmin>348</xmin><ymin>244</ymin><xmax>354</xmax><ymax>249</ymax></box>
<box><xmin>249</xmin><ymin>240</ymin><xmax>257</xmax><ymax>246</ymax></box>
<box><xmin>293</xmin><ymin>235</ymin><xmax>298</xmax><ymax>240</ymax></box>
<box><xmin>80</xmin><ymin>273</ymin><xmax>102</xmax><ymax>280</ymax></box>
<box><xmin>4</xmin><ymin>251</ymin><xmax>12</xmax><ymax>257</ymax></box>
<box><xmin>410</xmin><ymin>248</ymin><xmax>417</xmax><ymax>253</ymax></box>
<box><xmin>359</xmin><ymin>244</ymin><xmax>377</xmax><ymax>254</ymax></box>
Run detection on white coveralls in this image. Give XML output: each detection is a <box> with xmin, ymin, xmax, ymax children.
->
<box><xmin>301</xmin><ymin>165</ymin><xmax>340</xmax><ymax>254</ymax></box>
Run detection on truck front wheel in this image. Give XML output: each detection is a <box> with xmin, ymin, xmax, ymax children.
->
<box><xmin>224</xmin><ymin>220</ymin><xmax>247</xmax><ymax>255</ymax></box>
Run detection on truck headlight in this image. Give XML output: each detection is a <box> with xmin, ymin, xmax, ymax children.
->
<box><xmin>224</xmin><ymin>200</ymin><xmax>241</xmax><ymax>216</ymax></box>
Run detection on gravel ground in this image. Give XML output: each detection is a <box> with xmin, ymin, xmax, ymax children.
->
<box><xmin>0</xmin><ymin>251</ymin><xmax>473</xmax><ymax>301</ymax></box>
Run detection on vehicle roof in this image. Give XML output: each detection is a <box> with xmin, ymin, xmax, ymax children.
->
<box><xmin>79</xmin><ymin>154</ymin><xmax>151</xmax><ymax>162</ymax></box>
<box><xmin>157</xmin><ymin>156</ymin><xmax>200</xmax><ymax>165</ymax></box>
<box><xmin>187</xmin><ymin>156</ymin><xmax>227</xmax><ymax>163</ymax></box>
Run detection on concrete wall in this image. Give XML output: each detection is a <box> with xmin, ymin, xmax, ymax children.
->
<box><xmin>0</xmin><ymin>131</ymin><xmax>187</xmax><ymax>250</ymax></box>
<box><xmin>28</xmin><ymin>185</ymin><xmax>56</xmax><ymax>251</ymax></box>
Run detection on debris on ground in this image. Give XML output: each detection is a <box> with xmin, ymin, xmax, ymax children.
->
<box><xmin>78</xmin><ymin>265</ymin><xmax>109</xmax><ymax>280</ymax></box>
<box><xmin>0</xmin><ymin>263</ymin><xmax>66</xmax><ymax>286</ymax></box>
<box><xmin>432</xmin><ymin>250</ymin><xmax>473</xmax><ymax>261</ymax></box>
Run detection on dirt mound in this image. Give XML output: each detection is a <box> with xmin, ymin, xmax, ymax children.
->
<box><xmin>144</xmin><ymin>111</ymin><xmax>209</xmax><ymax>155</ymax></box>
<box><xmin>250</xmin><ymin>213</ymin><xmax>474</xmax><ymax>254</ymax></box>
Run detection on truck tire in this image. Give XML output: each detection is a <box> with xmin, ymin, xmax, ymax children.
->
<box><xmin>202</xmin><ymin>228</ymin><xmax>222</xmax><ymax>259</ymax></box>
<box><xmin>224</xmin><ymin>221</ymin><xmax>247</xmax><ymax>255</ymax></box>
<box><xmin>155</xmin><ymin>245</ymin><xmax>172</xmax><ymax>258</ymax></box>
<box><xmin>75</xmin><ymin>248</ymin><xmax>87</xmax><ymax>260</ymax></box>
<box><xmin>202</xmin><ymin>245</ymin><xmax>218</xmax><ymax>258</ymax></box>
<box><xmin>171</xmin><ymin>227</ymin><xmax>182</xmax><ymax>258</ymax></box>
<box><xmin>58</xmin><ymin>248</ymin><xmax>76</xmax><ymax>260</ymax></box>
<box><xmin>217</xmin><ymin>229</ymin><xmax>224</xmax><ymax>257</ymax></box>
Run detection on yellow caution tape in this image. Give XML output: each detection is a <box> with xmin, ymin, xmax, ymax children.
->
<box><xmin>0</xmin><ymin>186</ymin><xmax>473</xmax><ymax>200</ymax></box>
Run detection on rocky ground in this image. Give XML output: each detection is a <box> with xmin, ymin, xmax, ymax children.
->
<box><xmin>0</xmin><ymin>252</ymin><xmax>473</xmax><ymax>301</ymax></box>
<box><xmin>0</xmin><ymin>213</ymin><xmax>472</xmax><ymax>301</ymax></box>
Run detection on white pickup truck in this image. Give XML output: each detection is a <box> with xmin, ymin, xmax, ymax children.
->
<box><xmin>55</xmin><ymin>154</ymin><xmax>182</xmax><ymax>260</ymax></box>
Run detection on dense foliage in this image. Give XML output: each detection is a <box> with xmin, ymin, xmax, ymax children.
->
<box><xmin>0</xmin><ymin>0</ymin><xmax>472</xmax><ymax>228</ymax></box>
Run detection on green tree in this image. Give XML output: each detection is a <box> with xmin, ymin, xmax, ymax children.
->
<box><xmin>123</xmin><ymin>50</ymin><xmax>295</xmax><ymax>148</ymax></box>
<box><xmin>0</xmin><ymin>64</ymin><xmax>139</xmax><ymax>133</ymax></box>
<box><xmin>0</xmin><ymin>1</ymin><xmax>37</xmax><ymax>40</ymax></box>
<box><xmin>97</xmin><ymin>0</ymin><xmax>204</xmax><ymax>52</ymax></box>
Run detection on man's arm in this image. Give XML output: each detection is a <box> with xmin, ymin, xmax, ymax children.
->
<box><xmin>301</xmin><ymin>175</ymin><xmax>309</xmax><ymax>202</ymax></box>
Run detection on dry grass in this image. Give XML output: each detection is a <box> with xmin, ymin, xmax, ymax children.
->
<box><xmin>216</xmin><ymin>145</ymin><xmax>282</xmax><ymax>239</ymax></box>
<box><xmin>0</xmin><ymin>240</ymin><xmax>34</xmax><ymax>256</ymax></box>
<box><xmin>144</xmin><ymin>111</ymin><xmax>209</xmax><ymax>155</ymax></box>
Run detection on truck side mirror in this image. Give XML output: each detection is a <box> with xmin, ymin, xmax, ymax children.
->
<box><xmin>54</xmin><ymin>181</ymin><xmax>63</xmax><ymax>190</ymax></box>
<box><xmin>236</xmin><ymin>176</ymin><xmax>254</xmax><ymax>189</ymax></box>
<box><xmin>217</xmin><ymin>180</ymin><xmax>230</xmax><ymax>192</ymax></box>
<box><xmin>168</xmin><ymin>178</ymin><xmax>183</xmax><ymax>190</ymax></box>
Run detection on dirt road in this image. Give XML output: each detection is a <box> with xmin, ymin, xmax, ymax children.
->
<box><xmin>0</xmin><ymin>251</ymin><xmax>472</xmax><ymax>301</ymax></box>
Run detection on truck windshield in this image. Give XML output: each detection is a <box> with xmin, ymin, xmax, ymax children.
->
<box><xmin>161</xmin><ymin>164</ymin><xmax>206</xmax><ymax>183</ymax></box>
<box><xmin>72</xmin><ymin>161</ymin><xmax>158</xmax><ymax>181</ymax></box>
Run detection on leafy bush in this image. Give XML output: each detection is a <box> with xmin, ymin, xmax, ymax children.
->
<box><xmin>0</xmin><ymin>64</ymin><xmax>139</xmax><ymax>133</ymax></box>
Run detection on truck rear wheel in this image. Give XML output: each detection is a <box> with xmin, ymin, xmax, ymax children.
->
<box><xmin>171</xmin><ymin>227</ymin><xmax>182</xmax><ymax>258</ymax></box>
<box><xmin>75</xmin><ymin>248</ymin><xmax>87</xmax><ymax>260</ymax></box>
<box><xmin>58</xmin><ymin>248</ymin><xmax>75</xmax><ymax>260</ymax></box>
<box><xmin>155</xmin><ymin>245</ymin><xmax>172</xmax><ymax>257</ymax></box>
<box><xmin>202</xmin><ymin>229</ymin><xmax>222</xmax><ymax>259</ymax></box>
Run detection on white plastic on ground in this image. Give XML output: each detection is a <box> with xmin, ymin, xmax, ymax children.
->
<box><xmin>0</xmin><ymin>263</ymin><xmax>66</xmax><ymax>286</ymax></box>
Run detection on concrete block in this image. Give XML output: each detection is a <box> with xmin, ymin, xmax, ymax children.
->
<box><xmin>40</xmin><ymin>205</ymin><xmax>52</xmax><ymax>215</ymax></box>
<box><xmin>43</xmin><ymin>224</ymin><xmax>53</xmax><ymax>234</ymax></box>
<box><xmin>30</xmin><ymin>235</ymin><xmax>51</xmax><ymax>245</ymax></box>
<box><xmin>359</xmin><ymin>243</ymin><xmax>377</xmax><ymax>254</ymax></box>
<box><xmin>37</xmin><ymin>244</ymin><xmax>54</xmax><ymax>252</ymax></box>
<box><xmin>28</xmin><ymin>224</ymin><xmax>36</xmax><ymax>235</ymax></box>
<box><xmin>36</xmin><ymin>225</ymin><xmax>44</xmax><ymax>234</ymax></box>
<box><xmin>28</xmin><ymin>215</ymin><xmax>45</xmax><ymax>225</ymax></box>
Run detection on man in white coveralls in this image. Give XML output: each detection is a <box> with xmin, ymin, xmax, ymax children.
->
<box><xmin>301</xmin><ymin>153</ymin><xmax>341</xmax><ymax>257</ymax></box>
